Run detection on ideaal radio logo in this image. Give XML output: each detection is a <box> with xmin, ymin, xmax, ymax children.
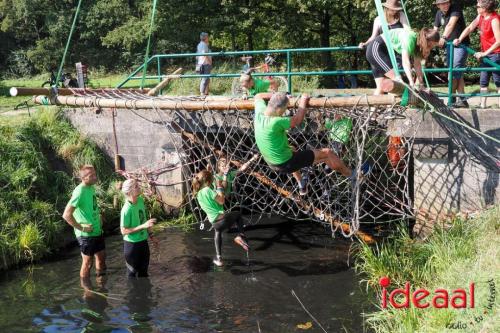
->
<box><xmin>378</xmin><ymin>276</ymin><xmax>496</xmax><ymax>330</ymax></box>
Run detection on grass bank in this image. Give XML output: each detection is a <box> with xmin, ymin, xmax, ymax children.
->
<box><xmin>355</xmin><ymin>206</ymin><xmax>499</xmax><ymax>333</ymax></box>
<box><xmin>0</xmin><ymin>107</ymin><xmax>195</xmax><ymax>270</ymax></box>
<box><xmin>0</xmin><ymin>108</ymin><xmax>121</xmax><ymax>269</ymax></box>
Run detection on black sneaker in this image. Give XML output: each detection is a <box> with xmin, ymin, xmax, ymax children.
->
<box><xmin>299</xmin><ymin>181</ymin><xmax>308</xmax><ymax>196</ymax></box>
<box><xmin>452</xmin><ymin>99</ymin><xmax>469</xmax><ymax>108</ymax></box>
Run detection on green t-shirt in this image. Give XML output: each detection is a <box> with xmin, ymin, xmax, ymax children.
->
<box><xmin>68</xmin><ymin>183</ymin><xmax>102</xmax><ymax>238</ymax></box>
<box><xmin>388</xmin><ymin>28</ymin><xmax>417</xmax><ymax>56</ymax></box>
<box><xmin>213</xmin><ymin>170</ymin><xmax>237</xmax><ymax>195</ymax></box>
<box><xmin>120</xmin><ymin>196</ymin><xmax>148</xmax><ymax>243</ymax></box>
<box><xmin>325</xmin><ymin>118</ymin><xmax>352</xmax><ymax>144</ymax></box>
<box><xmin>254</xmin><ymin>99</ymin><xmax>293</xmax><ymax>165</ymax></box>
<box><xmin>196</xmin><ymin>186</ymin><xmax>224</xmax><ymax>223</ymax></box>
<box><xmin>248</xmin><ymin>79</ymin><xmax>270</xmax><ymax>96</ymax></box>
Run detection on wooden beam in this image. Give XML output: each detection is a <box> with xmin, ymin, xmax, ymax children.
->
<box><xmin>33</xmin><ymin>94</ymin><xmax>401</xmax><ymax>111</ymax></box>
<box><xmin>147</xmin><ymin>68</ymin><xmax>183</xmax><ymax>96</ymax></box>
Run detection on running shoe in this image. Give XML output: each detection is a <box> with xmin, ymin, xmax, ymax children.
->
<box><xmin>213</xmin><ymin>256</ymin><xmax>224</xmax><ymax>267</ymax></box>
<box><xmin>234</xmin><ymin>235</ymin><xmax>249</xmax><ymax>252</ymax></box>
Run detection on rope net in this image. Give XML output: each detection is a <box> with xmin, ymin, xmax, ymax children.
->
<box><xmin>41</xmin><ymin>89</ymin><xmax>472</xmax><ymax>237</ymax></box>
<box><xmin>29</xmin><ymin>85</ymin><xmax>500</xmax><ymax>238</ymax></box>
<box><xmin>100</xmin><ymin>94</ymin><xmax>419</xmax><ymax>237</ymax></box>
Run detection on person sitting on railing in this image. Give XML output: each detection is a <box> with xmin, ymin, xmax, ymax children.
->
<box><xmin>453</xmin><ymin>0</ymin><xmax>499</xmax><ymax>108</ymax></box>
<box><xmin>239</xmin><ymin>73</ymin><xmax>278</xmax><ymax>98</ymax></box>
<box><xmin>359</xmin><ymin>0</ymin><xmax>409</xmax><ymax>53</ymax></box>
<box><xmin>253</xmin><ymin>92</ymin><xmax>370</xmax><ymax>196</ymax></box>
<box><xmin>433</xmin><ymin>0</ymin><xmax>470</xmax><ymax>108</ymax></box>
<box><xmin>366</xmin><ymin>27</ymin><xmax>440</xmax><ymax>96</ymax></box>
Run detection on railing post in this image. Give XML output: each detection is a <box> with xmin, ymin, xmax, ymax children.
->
<box><xmin>447</xmin><ymin>42</ymin><xmax>454</xmax><ymax>106</ymax></box>
<box><xmin>286</xmin><ymin>51</ymin><xmax>292</xmax><ymax>94</ymax></box>
<box><xmin>157</xmin><ymin>56</ymin><xmax>161</xmax><ymax>83</ymax></box>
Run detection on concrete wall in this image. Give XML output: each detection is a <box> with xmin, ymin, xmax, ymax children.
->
<box><xmin>63</xmin><ymin>107</ymin><xmax>184</xmax><ymax>209</ymax></box>
<box><xmin>405</xmin><ymin>108</ymin><xmax>499</xmax><ymax>235</ymax></box>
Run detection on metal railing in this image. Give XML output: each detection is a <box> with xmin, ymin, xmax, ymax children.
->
<box><xmin>117</xmin><ymin>44</ymin><xmax>500</xmax><ymax>105</ymax></box>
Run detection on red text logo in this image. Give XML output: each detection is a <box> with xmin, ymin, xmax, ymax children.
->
<box><xmin>379</xmin><ymin>276</ymin><xmax>475</xmax><ymax>309</ymax></box>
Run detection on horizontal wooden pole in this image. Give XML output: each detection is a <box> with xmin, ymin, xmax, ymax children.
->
<box><xmin>33</xmin><ymin>94</ymin><xmax>401</xmax><ymax>111</ymax></box>
<box><xmin>10</xmin><ymin>87</ymin><xmax>150</xmax><ymax>97</ymax></box>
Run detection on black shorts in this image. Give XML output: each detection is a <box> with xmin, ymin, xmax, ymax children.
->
<box><xmin>269</xmin><ymin>150</ymin><xmax>315</xmax><ymax>174</ymax></box>
<box><xmin>77</xmin><ymin>236</ymin><xmax>105</xmax><ymax>256</ymax></box>
<box><xmin>366</xmin><ymin>35</ymin><xmax>393</xmax><ymax>78</ymax></box>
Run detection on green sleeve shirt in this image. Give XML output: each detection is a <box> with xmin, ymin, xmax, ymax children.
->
<box><xmin>254</xmin><ymin>100</ymin><xmax>293</xmax><ymax>165</ymax></box>
<box><xmin>68</xmin><ymin>183</ymin><xmax>102</xmax><ymax>238</ymax></box>
<box><xmin>248</xmin><ymin>79</ymin><xmax>270</xmax><ymax>96</ymax></box>
<box><xmin>388</xmin><ymin>28</ymin><xmax>417</xmax><ymax>56</ymax></box>
<box><xmin>213</xmin><ymin>170</ymin><xmax>237</xmax><ymax>195</ymax></box>
<box><xmin>324</xmin><ymin>118</ymin><xmax>352</xmax><ymax>144</ymax></box>
<box><xmin>120</xmin><ymin>196</ymin><xmax>148</xmax><ymax>243</ymax></box>
<box><xmin>196</xmin><ymin>186</ymin><xmax>224</xmax><ymax>223</ymax></box>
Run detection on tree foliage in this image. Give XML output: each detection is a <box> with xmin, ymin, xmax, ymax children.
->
<box><xmin>0</xmin><ymin>0</ymin><xmax>487</xmax><ymax>79</ymax></box>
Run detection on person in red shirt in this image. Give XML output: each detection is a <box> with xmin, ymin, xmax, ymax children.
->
<box><xmin>454</xmin><ymin>0</ymin><xmax>500</xmax><ymax>108</ymax></box>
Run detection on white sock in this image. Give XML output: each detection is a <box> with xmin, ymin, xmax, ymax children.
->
<box><xmin>480</xmin><ymin>88</ymin><xmax>488</xmax><ymax>108</ymax></box>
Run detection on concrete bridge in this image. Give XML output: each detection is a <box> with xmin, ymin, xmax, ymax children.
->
<box><xmin>62</xmin><ymin>102</ymin><xmax>499</xmax><ymax>235</ymax></box>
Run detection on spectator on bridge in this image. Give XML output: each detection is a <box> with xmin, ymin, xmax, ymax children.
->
<box><xmin>193</xmin><ymin>169</ymin><xmax>249</xmax><ymax>267</ymax></box>
<box><xmin>366</xmin><ymin>28</ymin><xmax>440</xmax><ymax>96</ymax></box>
<box><xmin>359</xmin><ymin>0</ymin><xmax>410</xmax><ymax>85</ymax></box>
<box><xmin>359</xmin><ymin>0</ymin><xmax>410</xmax><ymax>49</ymax></box>
<box><xmin>253</xmin><ymin>92</ymin><xmax>368</xmax><ymax>196</ymax></box>
<box><xmin>434</xmin><ymin>0</ymin><xmax>470</xmax><ymax>108</ymax></box>
<box><xmin>196</xmin><ymin>32</ymin><xmax>212</xmax><ymax>96</ymax></box>
<box><xmin>454</xmin><ymin>0</ymin><xmax>500</xmax><ymax>108</ymax></box>
<box><xmin>63</xmin><ymin>165</ymin><xmax>106</xmax><ymax>279</ymax></box>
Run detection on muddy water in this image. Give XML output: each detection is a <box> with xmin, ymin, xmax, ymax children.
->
<box><xmin>0</xmin><ymin>219</ymin><xmax>372</xmax><ymax>332</ymax></box>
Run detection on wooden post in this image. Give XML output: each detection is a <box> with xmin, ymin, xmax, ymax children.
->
<box><xmin>147</xmin><ymin>68</ymin><xmax>183</xmax><ymax>96</ymax></box>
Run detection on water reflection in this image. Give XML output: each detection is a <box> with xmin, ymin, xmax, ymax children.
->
<box><xmin>80</xmin><ymin>276</ymin><xmax>109</xmax><ymax>324</ymax></box>
<box><xmin>1</xmin><ymin>221</ymin><xmax>371</xmax><ymax>332</ymax></box>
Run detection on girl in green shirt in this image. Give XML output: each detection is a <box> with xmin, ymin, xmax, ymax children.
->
<box><xmin>120</xmin><ymin>179</ymin><xmax>157</xmax><ymax>277</ymax></box>
<box><xmin>193</xmin><ymin>169</ymin><xmax>249</xmax><ymax>267</ymax></box>
<box><xmin>213</xmin><ymin>153</ymin><xmax>260</xmax><ymax>199</ymax></box>
<box><xmin>366</xmin><ymin>27</ymin><xmax>440</xmax><ymax>95</ymax></box>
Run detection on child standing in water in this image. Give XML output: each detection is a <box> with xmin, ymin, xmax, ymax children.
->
<box><xmin>120</xmin><ymin>179</ymin><xmax>156</xmax><ymax>278</ymax></box>
<box><xmin>193</xmin><ymin>169</ymin><xmax>249</xmax><ymax>267</ymax></box>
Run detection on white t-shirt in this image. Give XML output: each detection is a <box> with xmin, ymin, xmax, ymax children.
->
<box><xmin>196</xmin><ymin>41</ymin><xmax>212</xmax><ymax>65</ymax></box>
<box><xmin>373</xmin><ymin>13</ymin><xmax>409</xmax><ymax>33</ymax></box>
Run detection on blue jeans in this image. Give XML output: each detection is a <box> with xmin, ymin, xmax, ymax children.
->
<box><xmin>199</xmin><ymin>64</ymin><xmax>212</xmax><ymax>94</ymax></box>
<box><xmin>446</xmin><ymin>46</ymin><xmax>468</xmax><ymax>80</ymax></box>
<box><xmin>479</xmin><ymin>53</ymin><xmax>500</xmax><ymax>88</ymax></box>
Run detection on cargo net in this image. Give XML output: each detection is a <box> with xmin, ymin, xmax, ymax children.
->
<box><xmin>141</xmin><ymin>97</ymin><xmax>420</xmax><ymax>237</ymax></box>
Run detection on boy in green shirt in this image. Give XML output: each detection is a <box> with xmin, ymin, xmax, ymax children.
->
<box><xmin>63</xmin><ymin>165</ymin><xmax>106</xmax><ymax>278</ymax></box>
<box><xmin>253</xmin><ymin>92</ymin><xmax>369</xmax><ymax>196</ymax></box>
<box><xmin>239</xmin><ymin>73</ymin><xmax>278</xmax><ymax>97</ymax></box>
